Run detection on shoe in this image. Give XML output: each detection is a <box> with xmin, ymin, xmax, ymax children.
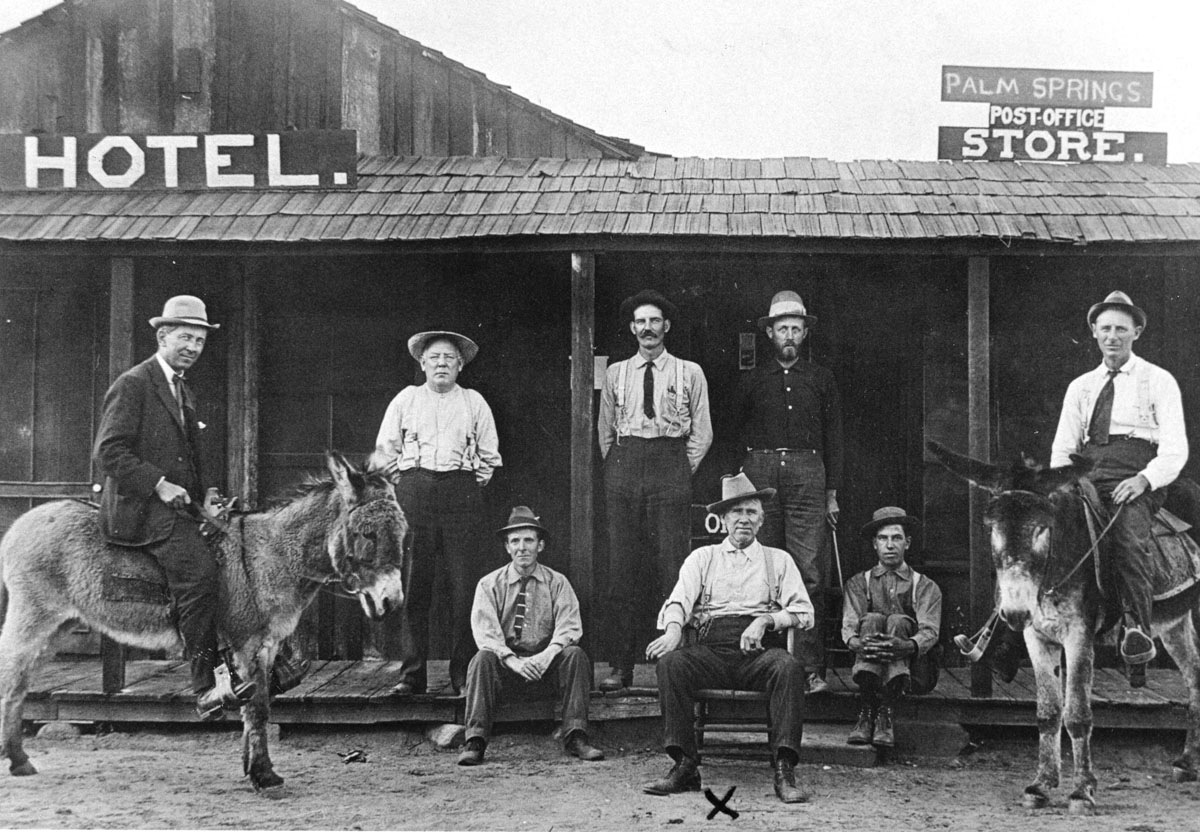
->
<box><xmin>873</xmin><ymin>706</ymin><xmax>895</xmax><ymax>748</ymax></box>
<box><xmin>1120</xmin><ymin>627</ymin><xmax>1156</xmax><ymax>665</ymax></box>
<box><xmin>847</xmin><ymin>707</ymin><xmax>875</xmax><ymax>745</ymax></box>
<box><xmin>269</xmin><ymin>655</ymin><xmax>311</xmax><ymax>696</ymax></box>
<box><xmin>642</xmin><ymin>756</ymin><xmax>701</xmax><ymax>795</ymax></box>
<box><xmin>390</xmin><ymin>680</ymin><xmax>426</xmax><ymax>697</ymax></box>
<box><xmin>987</xmin><ymin>630</ymin><xmax>1024</xmax><ymax>684</ymax></box>
<box><xmin>599</xmin><ymin>667</ymin><xmax>633</xmax><ymax>693</ymax></box>
<box><xmin>772</xmin><ymin>758</ymin><xmax>809</xmax><ymax>803</ymax></box>
<box><xmin>194</xmin><ymin>687</ymin><xmax>227</xmax><ymax>722</ymax></box>
<box><xmin>565</xmin><ymin>732</ymin><xmax>605</xmax><ymax>761</ymax></box>
<box><xmin>457</xmin><ymin>737</ymin><xmax>485</xmax><ymax>766</ymax></box>
<box><xmin>806</xmin><ymin>671</ymin><xmax>828</xmax><ymax>695</ymax></box>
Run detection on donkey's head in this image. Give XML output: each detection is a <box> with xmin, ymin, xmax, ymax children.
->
<box><xmin>927</xmin><ymin>441</ymin><xmax>1092</xmax><ymax>630</ymax></box>
<box><xmin>325</xmin><ymin>451</ymin><xmax>407</xmax><ymax>620</ymax></box>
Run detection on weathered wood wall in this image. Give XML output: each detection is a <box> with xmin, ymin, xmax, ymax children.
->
<box><xmin>0</xmin><ymin>0</ymin><xmax>632</xmax><ymax>158</ymax></box>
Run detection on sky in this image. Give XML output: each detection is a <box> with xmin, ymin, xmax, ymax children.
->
<box><xmin>1</xmin><ymin>0</ymin><xmax>1196</xmax><ymax>162</ymax></box>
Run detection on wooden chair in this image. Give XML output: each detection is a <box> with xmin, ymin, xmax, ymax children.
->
<box><xmin>693</xmin><ymin>628</ymin><xmax>796</xmax><ymax>756</ymax></box>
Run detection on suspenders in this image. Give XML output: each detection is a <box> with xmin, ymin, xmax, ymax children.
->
<box><xmin>614</xmin><ymin>354</ymin><xmax>686</xmax><ymax>430</ymax></box>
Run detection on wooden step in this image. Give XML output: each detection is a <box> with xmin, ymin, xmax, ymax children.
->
<box><xmin>699</xmin><ymin>722</ymin><xmax>879</xmax><ymax>767</ymax></box>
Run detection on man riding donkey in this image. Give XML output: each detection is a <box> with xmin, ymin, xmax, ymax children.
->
<box><xmin>94</xmin><ymin>295</ymin><xmax>306</xmax><ymax>720</ymax></box>
<box><xmin>956</xmin><ymin>290</ymin><xmax>1191</xmax><ymax>679</ymax></box>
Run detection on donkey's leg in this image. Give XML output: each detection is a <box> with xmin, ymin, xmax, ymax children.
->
<box><xmin>1023</xmin><ymin>631</ymin><xmax>1063</xmax><ymax>809</ymax></box>
<box><xmin>1154</xmin><ymin>603</ymin><xmax>1200</xmax><ymax>782</ymax></box>
<box><xmin>1061</xmin><ymin>631</ymin><xmax>1097</xmax><ymax>816</ymax></box>
<box><xmin>0</xmin><ymin>600</ymin><xmax>63</xmax><ymax>776</ymax></box>
<box><xmin>240</xmin><ymin>643</ymin><xmax>284</xmax><ymax>791</ymax></box>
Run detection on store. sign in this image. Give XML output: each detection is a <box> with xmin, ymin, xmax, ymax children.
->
<box><xmin>1</xmin><ymin>130</ymin><xmax>357</xmax><ymax>190</ymax></box>
<box><xmin>938</xmin><ymin>126</ymin><xmax>1168</xmax><ymax>163</ymax></box>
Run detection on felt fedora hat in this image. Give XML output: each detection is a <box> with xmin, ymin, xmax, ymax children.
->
<box><xmin>1087</xmin><ymin>290</ymin><xmax>1146</xmax><ymax>329</ymax></box>
<box><xmin>860</xmin><ymin>506</ymin><xmax>921</xmax><ymax>539</ymax></box>
<box><xmin>757</xmin><ymin>290</ymin><xmax>817</xmax><ymax>329</ymax></box>
<box><xmin>407</xmin><ymin>330</ymin><xmax>479</xmax><ymax>365</ymax></box>
<box><xmin>706</xmin><ymin>472</ymin><xmax>777</xmax><ymax>516</ymax></box>
<box><xmin>148</xmin><ymin>295</ymin><xmax>220</xmax><ymax>329</ymax></box>
<box><xmin>496</xmin><ymin>505</ymin><xmax>549</xmax><ymax>539</ymax></box>
<box><xmin>619</xmin><ymin>289</ymin><xmax>678</xmax><ymax>323</ymax></box>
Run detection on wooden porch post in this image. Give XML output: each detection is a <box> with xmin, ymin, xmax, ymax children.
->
<box><xmin>102</xmin><ymin>258</ymin><xmax>135</xmax><ymax>694</ymax></box>
<box><xmin>569</xmin><ymin>252</ymin><xmax>596</xmax><ymax>638</ymax></box>
<box><xmin>968</xmin><ymin>256</ymin><xmax>993</xmax><ymax>698</ymax></box>
<box><xmin>226</xmin><ymin>262</ymin><xmax>260</xmax><ymax>509</ymax></box>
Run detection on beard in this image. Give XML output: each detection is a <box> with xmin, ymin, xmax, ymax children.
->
<box><xmin>775</xmin><ymin>342</ymin><xmax>798</xmax><ymax>361</ymax></box>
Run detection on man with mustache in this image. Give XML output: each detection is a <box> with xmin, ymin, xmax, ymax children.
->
<box><xmin>642</xmin><ymin>473</ymin><xmax>813</xmax><ymax>803</ymax></box>
<box><xmin>373</xmin><ymin>331</ymin><xmax>502</xmax><ymax>696</ymax></box>
<box><xmin>597</xmin><ymin>289</ymin><xmax>713</xmax><ymax>692</ymax></box>
<box><xmin>736</xmin><ymin>290</ymin><xmax>844</xmax><ymax>694</ymax></box>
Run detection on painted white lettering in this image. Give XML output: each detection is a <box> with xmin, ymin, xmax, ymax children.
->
<box><xmin>204</xmin><ymin>134</ymin><xmax>254</xmax><ymax>187</ymax></box>
<box><xmin>266</xmin><ymin>134</ymin><xmax>319</xmax><ymax>187</ymax></box>
<box><xmin>25</xmin><ymin>136</ymin><xmax>76</xmax><ymax>188</ymax></box>
<box><xmin>87</xmin><ymin>136</ymin><xmax>145</xmax><ymax>188</ymax></box>
<box><xmin>944</xmin><ymin>72</ymin><xmax>962</xmax><ymax>95</ymax></box>
<box><xmin>961</xmin><ymin>127</ymin><xmax>989</xmax><ymax>158</ymax></box>
<box><xmin>1056</xmin><ymin>131</ymin><xmax>1091</xmax><ymax>161</ymax></box>
<box><xmin>1093</xmin><ymin>132</ymin><xmax>1126</xmax><ymax>162</ymax></box>
<box><xmin>1126</xmin><ymin>81</ymin><xmax>1142</xmax><ymax>104</ymax></box>
<box><xmin>146</xmin><ymin>135</ymin><xmax>198</xmax><ymax>188</ymax></box>
<box><xmin>1024</xmin><ymin>130</ymin><xmax>1055</xmax><ymax>160</ymax></box>
<box><xmin>993</xmin><ymin>128</ymin><xmax>1022</xmax><ymax>159</ymax></box>
<box><xmin>997</xmin><ymin>77</ymin><xmax>1019</xmax><ymax>96</ymax></box>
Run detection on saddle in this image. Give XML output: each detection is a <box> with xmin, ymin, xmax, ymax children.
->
<box><xmin>1077</xmin><ymin>479</ymin><xmax>1200</xmax><ymax>604</ymax></box>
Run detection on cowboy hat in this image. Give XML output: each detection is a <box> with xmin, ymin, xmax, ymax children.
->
<box><xmin>619</xmin><ymin>289</ymin><xmax>678</xmax><ymax>323</ymax></box>
<box><xmin>1087</xmin><ymin>290</ymin><xmax>1146</xmax><ymax>329</ymax></box>
<box><xmin>496</xmin><ymin>505</ymin><xmax>549</xmax><ymax>539</ymax></box>
<box><xmin>860</xmin><ymin>506</ymin><xmax>921</xmax><ymax>539</ymax></box>
<box><xmin>407</xmin><ymin>330</ymin><xmax>479</xmax><ymax>365</ymax></box>
<box><xmin>757</xmin><ymin>290</ymin><xmax>817</xmax><ymax>329</ymax></box>
<box><xmin>706</xmin><ymin>472</ymin><xmax>777</xmax><ymax>516</ymax></box>
<box><xmin>149</xmin><ymin>295</ymin><xmax>220</xmax><ymax>329</ymax></box>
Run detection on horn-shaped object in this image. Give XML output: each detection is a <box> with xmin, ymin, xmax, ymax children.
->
<box><xmin>953</xmin><ymin>608</ymin><xmax>1001</xmax><ymax>662</ymax></box>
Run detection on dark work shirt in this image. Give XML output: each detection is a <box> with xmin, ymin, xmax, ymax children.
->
<box><xmin>736</xmin><ymin>359</ymin><xmax>844</xmax><ymax>489</ymax></box>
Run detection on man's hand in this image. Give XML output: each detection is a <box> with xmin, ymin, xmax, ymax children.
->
<box><xmin>155</xmin><ymin>479</ymin><xmax>191</xmax><ymax>508</ymax></box>
<box><xmin>826</xmin><ymin>490</ymin><xmax>840</xmax><ymax>525</ymax></box>
<box><xmin>862</xmin><ymin>634</ymin><xmax>916</xmax><ymax>662</ymax></box>
<box><xmin>1112</xmin><ymin>474</ymin><xmax>1150</xmax><ymax>505</ymax></box>
<box><xmin>646</xmin><ymin>626</ymin><xmax>683</xmax><ymax>660</ymax></box>
<box><xmin>523</xmin><ymin>649</ymin><xmax>557</xmax><ymax>681</ymax></box>
<box><xmin>504</xmin><ymin>655</ymin><xmax>540</xmax><ymax>682</ymax></box>
<box><xmin>739</xmin><ymin>616</ymin><xmax>771</xmax><ymax>654</ymax></box>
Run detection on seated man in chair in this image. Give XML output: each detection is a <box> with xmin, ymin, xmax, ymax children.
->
<box><xmin>642</xmin><ymin>473</ymin><xmax>813</xmax><ymax>804</ymax></box>
<box><xmin>842</xmin><ymin>506</ymin><xmax>942</xmax><ymax>748</ymax></box>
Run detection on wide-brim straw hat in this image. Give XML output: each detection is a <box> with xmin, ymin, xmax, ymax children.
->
<box><xmin>707</xmin><ymin>472</ymin><xmax>777</xmax><ymax>516</ymax></box>
<box><xmin>619</xmin><ymin>289</ymin><xmax>678</xmax><ymax>323</ymax></box>
<box><xmin>757</xmin><ymin>289</ymin><xmax>817</xmax><ymax>329</ymax></box>
<box><xmin>149</xmin><ymin>295</ymin><xmax>220</xmax><ymax>329</ymax></box>
<box><xmin>407</xmin><ymin>330</ymin><xmax>479</xmax><ymax>365</ymax></box>
<box><xmin>1087</xmin><ymin>290</ymin><xmax>1146</xmax><ymax>329</ymax></box>
<box><xmin>860</xmin><ymin>506</ymin><xmax>921</xmax><ymax>539</ymax></box>
<box><xmin>496</xmin><ymin>505</ymin><xmax>548</xmax><ymax>539</ymax></box>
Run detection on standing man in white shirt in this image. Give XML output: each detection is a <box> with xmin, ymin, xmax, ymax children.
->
<box><xmin>597</xmin><ymin>289</ymin><xmax>713</xmax><ymax>692</ymax></box>
<box><xmin>373</xmin><ymin>331</ymin><xmax>502</xmax><ymax>695</ymax></box>
<box><xmin>1050</xmin><ymin>290</ymin><xmax>1188</xmax><ymax>665</ymax></box>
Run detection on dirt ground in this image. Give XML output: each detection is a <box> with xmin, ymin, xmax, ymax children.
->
<box><xmin>2</xmin><ymin>720</ymin><xmax>1199</xmax><ymax>831</ymax></box>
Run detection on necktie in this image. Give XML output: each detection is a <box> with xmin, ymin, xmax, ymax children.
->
<box><xmin>1087</xmin><ymin>369</ymin><xmax>1119</xmax><ymax>445</ymax></box>
<box><xmin>642</xmin><ymin>361</ymin><xmax>656</xmax><ymax>419</ymax></box>
<box><xmin>172</xmin><ymin>373</ymin><xmax>187</xmax><ymax>424</ymax></box>
<box><xmin>513</xmin><ymin>576</ymin><xmax>533</xmax><ymax>641</ymax></box>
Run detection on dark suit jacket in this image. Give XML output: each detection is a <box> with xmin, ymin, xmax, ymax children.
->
<box><xmin>94</xmin><ymin>355</ymin><xmax>209</xmax><ymax>546</ymax></box>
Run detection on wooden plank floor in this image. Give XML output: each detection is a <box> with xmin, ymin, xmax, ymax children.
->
<box><xmin>21</xmin><ymin>659</ymin><xmax>1194</xmax><ymax>729</ymax></box>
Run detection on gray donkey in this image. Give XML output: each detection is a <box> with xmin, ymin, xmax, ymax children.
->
<box><xmin>0</xmin><ymin>452</ymin><xmax>406</xmax><ymax>791</ymax></box>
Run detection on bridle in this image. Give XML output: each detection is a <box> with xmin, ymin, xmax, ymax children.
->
<box><xmin>1037</xmin><ymin>491</ymin><xmax>1125</xmax><ymax>601</ymax></box>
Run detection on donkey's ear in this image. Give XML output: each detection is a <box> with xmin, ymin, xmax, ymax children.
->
<box><xmin>326</xmin><ymin>450</ymin><xmax>362</xmax><ymax>507</ymax></box>
<box><xmin>926</xmin><ymin>440</ymin><xmax>1010</xmax><ymax>494</ymax></box>
<box><xmin>1036</xmin><ymin>454</ymin><xmax>1095</xmax><ymax>495</ymax></box>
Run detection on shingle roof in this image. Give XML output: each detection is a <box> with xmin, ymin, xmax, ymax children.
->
<box><xmin>1</xmin><ymin>156</ymin><xmax>1198</xmax><ymax>245</ymax></box>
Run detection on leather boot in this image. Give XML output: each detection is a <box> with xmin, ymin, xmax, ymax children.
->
<box><xmin>873</xmin><ymin>705</ymin><xmax>895</xmax><ymax>748</ymax></box>
<box><xmin>773</xmin><ymin>756</ymin><xmax>809</xmax><ymax>803</ymax></box>
<box><xmin>599</xmin><ymin>665</ymin><xmax>634</xmax><ymax>693</ymax></box>
<box><xmin>190</xmin><ymin>649</ymin><xmax>224</xmax><ymax>721</ymax></box>
<box><xmin>457</xmin><ymin>737</ymin><xmax>485</xmax><ymax>766</ymax></box>
<box><xmin>565</xmin><ymin>731</ymin><xmax>605</xmax><ymax>761</ymax></box>
<box><xmin>269</xmin><ymin>654</ymin><xmax>311</xmax><ymax>696</ymax></box>
<box><xmin>847</xmin><ymin>704</ymin><xmax>875</xmax><ymax>745</ymax></box>
<box><xmin>642</xmin><ymin>755</ymin><xmax>701</xmax><ymax>795</ymax></box>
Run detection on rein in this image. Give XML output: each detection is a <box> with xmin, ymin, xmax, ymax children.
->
<box><xmin>1040</xmin><ymin>499</ymin><xmax>1125</xmax><ymax>600</ymax></box>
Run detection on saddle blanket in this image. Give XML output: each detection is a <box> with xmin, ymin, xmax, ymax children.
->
<box><xmin>1149</xmin><ymin>508</ymin><xmax>1200</xmax><ymax>601</ymax></box>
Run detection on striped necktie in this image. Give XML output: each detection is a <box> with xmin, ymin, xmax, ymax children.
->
<box><xmin>172</xmin><ymin>373</ymin><xmax>187</xmax><ymax>424</ymax></box>
<box><xmin>513</xmin><ymin>576</ymin><xmax>533</xmax><ymax>641</ymax></box>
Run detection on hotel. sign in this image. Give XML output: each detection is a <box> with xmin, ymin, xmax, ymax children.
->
<box><xmin>0</xmin><ymin>130</ymin><xmax>357</xmax><ymax>190</ymax></box>
<box><xmin>938</xmin><ymin>66</ymin><xmax>1166</xmax><ymax>164</ymax></box>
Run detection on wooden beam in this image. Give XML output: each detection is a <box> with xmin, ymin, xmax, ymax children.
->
<box><xmin>226</xmin><ymin>262</ymin><xmax>260</xmax><ymax>508</ymax></box>
<box><xmin>967</xmin><ymin>256</ymin><xmax>992</xmax><ymax>698</ymax></box>
<box><xmin>103</xmin><ymin>257</ymin><xmax>135</xmax><ymax>694</ymax></box>
<box><xmin>570</xmin><ymin>252</ymin><xmax>596</xmax><ymax>641</ymax></box>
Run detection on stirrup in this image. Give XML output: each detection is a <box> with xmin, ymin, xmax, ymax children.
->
<box><xmin>954</xmin><ymin>609</ymin><xmax>1001</xmax><ymax>662</ymax></box>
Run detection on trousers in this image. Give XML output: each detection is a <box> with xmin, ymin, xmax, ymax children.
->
<box><xmin>851</xmin><ymin>612</ymin><xmax>916</xmax><ymax>688</ymax></box>
<box><xmin>603</xmin><ymin>437</ymin><xmax>692</xmax><ymax>671</ymax></box>
<box><xmin>742</xmin><ymin>449</ymin><xmax>829</xmax><ymax>672</ymax></box>
<box><xmin>146</xmin><ymin>517</ymin><xmax>220</xmax><ymax>692</ymax></box>
<box><xmin>464</xmin><ymin>646</ymin><xmax>593</xmax><ymax>743</ymax></box>
<box><xmin>656</xmin><ymin>617</ymin><xmax>805</xmax><ymax>760</ymax></box>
